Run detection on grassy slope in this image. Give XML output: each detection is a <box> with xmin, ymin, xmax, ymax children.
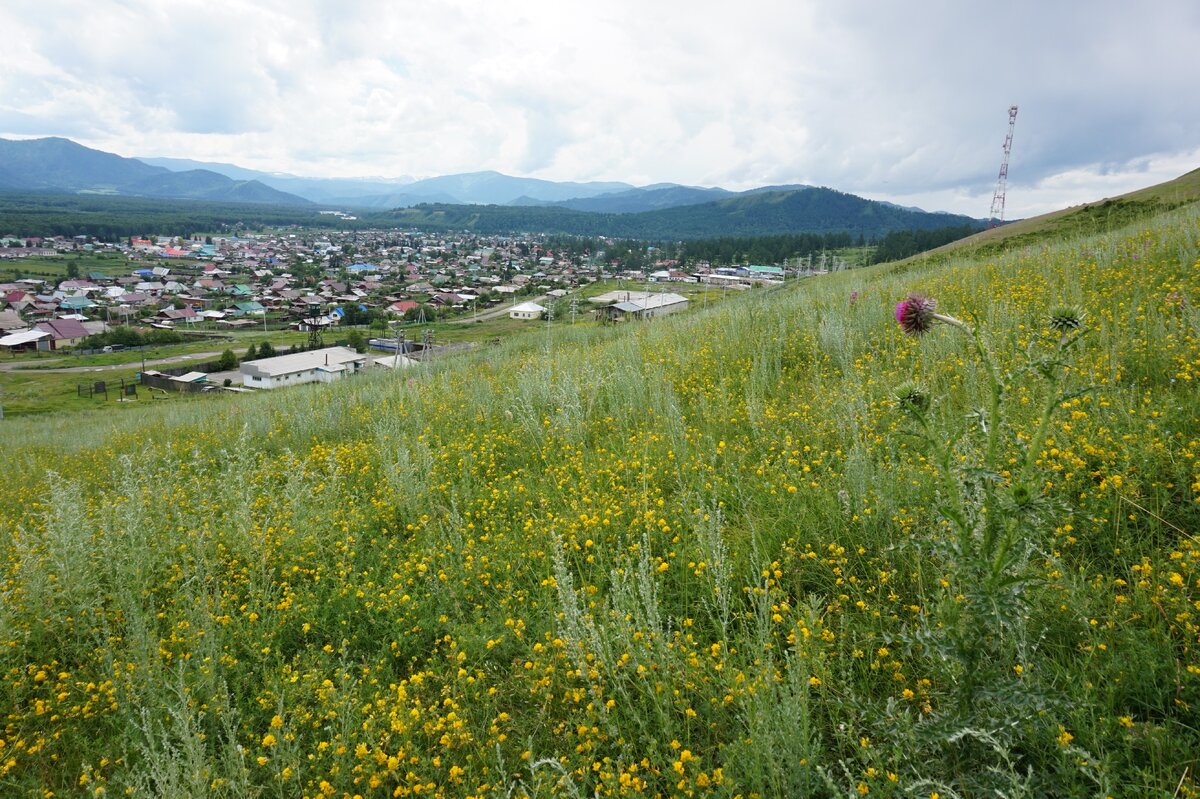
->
<box><xmin>900</xmin><ymin>166</ymin><xmax>1200</xmax><ymax>265</ymax></box>
<box><xmin>0</xmin><ymin>202</ymin><xmax>1198</xmax><ymax>796</ymax></box>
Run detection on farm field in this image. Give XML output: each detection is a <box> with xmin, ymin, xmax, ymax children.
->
<box><xmin>1</xmin><ymin>205</ymin><xmax>1198</xmax><ymax>797</ymax></box>
<box><xmin>0</xmin><ymin>251</ymin><xmax>135</xmax><ymax>282</ymax></box>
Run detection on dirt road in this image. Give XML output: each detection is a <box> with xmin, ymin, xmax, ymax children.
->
<box><xmin>0</xmin><ymin>351</ymin><xmax>226</xmax><ymax>374</ymax></box>
<box><xmin>448</xmin><ymin>295</ymin><xmax>548</xmax><ymax>324</ymax></box>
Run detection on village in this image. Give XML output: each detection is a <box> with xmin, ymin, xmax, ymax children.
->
<box><xmin>0</xmin><ymin>227</ymin><xmax>796</xmax><ymax>407</ymax></box>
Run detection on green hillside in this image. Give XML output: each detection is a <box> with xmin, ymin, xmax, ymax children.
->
<box><xmin>0</xmin><ymin>138</ymin><xmax>311</xmax><ymax>206</ymax></box>
<box><xmin>1</xmin><ymin>200</ymin><xmax>1198</xmax><ymax>796</ymax></box>
<box><xmin>371</xmin><ymin>187</ymin><xmax>978</xmax><ymax>240</ymax></box>
<box><xmin>0</xmin><ymin>192</ymin><xmax>349</xmax><ymax>239</ymax></box>
<box><xmin>904</xmin><ymin>166</ymin><xmax>1200</xmax><ymax>263</ymax></box>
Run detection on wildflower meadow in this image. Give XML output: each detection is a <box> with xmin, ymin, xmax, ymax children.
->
<box><xmin>2</xmin><ymin>206</ymin><xmax>1199</xmax><ymax>797</ymax></box>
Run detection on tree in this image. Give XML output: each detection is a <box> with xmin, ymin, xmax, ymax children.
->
<box><xmin>216</xmin><ymin>349</ymin><xmax>237</xmax><ymax>371</ymax></box>
<box><xmin>258</xmin><ymin>341</ymin><xmax>276</xmax><ymax>359</ymax></box>
<box><xmin>341</xmin><ymin>304</ymin><xmax>369</xmax><ymax>326</ymax></box>
<box><xmin>243</xmin><ymin>343</ymin><xmax>258</xmax><ymax>361</ymax></box>
<box><xmin>404</xmin><ymin>304</ymin><xmax>436</xmax><ymax>322</ymax></box>
<box><xmin>345</xmin><ymin>329</ymin><xmax>367</xmax><ymax>353</ymax></box>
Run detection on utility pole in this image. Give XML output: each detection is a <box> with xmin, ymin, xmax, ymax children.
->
<box><xmin>393</xmin><ymin>325</ymin><xmax>405</xmax><ymax>369</ymax></box>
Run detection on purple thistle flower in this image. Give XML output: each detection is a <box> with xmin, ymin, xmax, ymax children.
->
<box><xmin>895</xmin><ymin>293</ymin><xmax>938</xmax><ymax>336</ymax></box>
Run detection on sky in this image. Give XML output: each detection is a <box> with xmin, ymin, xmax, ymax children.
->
<box><xmin>1</xmin><ymin>0</ymin><xmax>1198</xmax><ymax>218</ymax></box>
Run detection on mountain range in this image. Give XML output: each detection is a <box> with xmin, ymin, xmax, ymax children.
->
<box><xmin>0</xmin><ymin>136</ymin><xmax>983</xmax><ymax>239</ymax></box>
<box><xmin>375</xmin><ymin>187</ymin><xmax>977</xmax><ymax>240</ymax></box>
<box><xmin>138</xmin><ymin>156</ymin><xmax>821</xmax><ymax>214</ymax></box>
<box><xmin>0</xmin><ymin>137</ymin><xmax>311</xmax><ymax>206</ymax></box>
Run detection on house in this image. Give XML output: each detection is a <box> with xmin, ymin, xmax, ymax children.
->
<box><xmin>155</xmin><ymin>307</ymin><xmax>200</xmax><ymax>323</ymax></box>
<box><xmin>0</xmin><ymin>310</ymin><xmax>27</xmax><ymax>332</ymax></box>
<box><xmin>34</xmin><ymin>317</ymin><xmax>90</xmax><ymax>349</ymax></box>
<box><xmin>240</xmin><ymin>346</ymin><xmax>368</xmax><ymax>390</ymax></box>
<box><xmin>3</xmin><ymin>290</ymin><xmax>36</xmax><ymax>312</ymax></box>
<box><xmin>509</xmin><ymin>301</ymin><xmax>547</xmax><ymax>320</ymax></box>
<box><xmin>388</xmin><ymin>300</ymin><xmax>420</xmax><ymax>316</ymax></box>
<box><xmin>58</xmin><ymin>295</ymin><xmax>97</xmax><ymax>312</ymax></box>
<box><xmin>232</xmin><ymin>301</ymin><xmax>266</xmax><ymax>317</ymax></box>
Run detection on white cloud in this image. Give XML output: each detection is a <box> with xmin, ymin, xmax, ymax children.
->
<box><xmin>1</xmin><ymin>0</ymin><xmax>1198</xmax><ymax>215</ymax></box>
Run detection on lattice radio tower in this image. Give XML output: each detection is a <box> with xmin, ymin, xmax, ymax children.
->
<box><xmin>987</xmin><ymin>105</ymin><xmax>1019</xmax><ymax>228</ymax></box>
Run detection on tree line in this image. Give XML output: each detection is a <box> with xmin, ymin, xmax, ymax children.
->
<box><xmin>869</xmin><ymin>225</ymin><xmax>979</xmax><ymax>263</ymax></box>
<box><xmin>0</xmin><ymin>192</ymin><xmax>357</xmax><ymax>239</ymax></box>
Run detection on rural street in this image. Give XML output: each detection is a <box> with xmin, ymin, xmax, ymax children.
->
<box><xmin>0</xmin><ymin>351</ymin><xmax>226</xmax><ymax>373</ymax></box>
<box><xmin>448</xmin><ymin>295</ymin><xmax>548</xmax><ymax>324</ymax></box>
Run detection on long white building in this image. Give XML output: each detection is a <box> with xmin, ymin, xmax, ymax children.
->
<box><xmin>595</xmin><ymin>292</ymin><xmax>689</xmax><ymax>322</ymax></box>
<box><xmin>240</xmin><ymin>346</ymin><xmax>368</xmax><ymax>389</ymax></box>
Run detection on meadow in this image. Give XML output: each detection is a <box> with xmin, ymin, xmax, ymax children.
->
<box><xmin>1</xmin><ymin>205</ymin><xmax>1198</xmax><ymax>797</ymax></box>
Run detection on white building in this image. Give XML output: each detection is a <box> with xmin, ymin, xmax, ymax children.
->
<box><xmin>240</xmin><ymin>346</ymin><xmax>368</xmax><ymax>390</ymax></box>
<box><xmin>595</xmin><ymin>292</ymin><xmax>689</xmax><ymax>322</ymax></box>
<box><xmin>509</xmin><ymin>301</ymin><xmax>547</xmax><ymax>320</ymax></box>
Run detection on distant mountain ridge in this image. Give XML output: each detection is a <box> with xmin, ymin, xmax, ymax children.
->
<box><xmin>0</xmin><ymin>137</ymin><xmax>983</xmax><ymax>238</ymax></box>
<box><xmin>0</xmin><ymin>138</ymin><xmax>311</xmax><ymax>205</ymax></box>
<box><xmin>138</xmin><ymin>157</ymin><xmax>637</xmax><ymax>208</ymax></box>
<box><xmin>137</xmin><ymin>156</ymin><xmax>418</xmax><ymax>204</ymax></box>
<box><xmin>135</xmin><ymin>153</ymin><xmax>823</xmax><ymax>214</ymax></box>
<box><xmin>373</xmin><ymin>187</ymin><xmax>980</xmax><ymax>240</ymax></box>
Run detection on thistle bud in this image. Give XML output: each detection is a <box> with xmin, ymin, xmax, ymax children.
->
<box><xmin>893</xmin><ymin>381</ymin><xmax>930</xmax><ymax>414</ymax></box>
<box><xmin>1047</xmin><ymin>305</ymin><xmax>1086</xmax><ymax>333</ymax></box>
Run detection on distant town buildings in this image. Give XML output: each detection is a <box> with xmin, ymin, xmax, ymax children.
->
<box><xmin>0</xmin><ymin>227</ymin><xmax>804</xmax><ymax>365</ymax></box>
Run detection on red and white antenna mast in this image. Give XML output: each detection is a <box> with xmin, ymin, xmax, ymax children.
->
<box><xmin>987</xmin><ymin>105</ymin><xmax>1018</xmax><ymax>228</ymax></box>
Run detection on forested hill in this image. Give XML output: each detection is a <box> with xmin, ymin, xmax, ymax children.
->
<box><xmin>371</xmin><ymin>187</ymin><xmax>980</xmax><ymax>240</ymax></box>
<box><xmin>0</xmin><ymin>137</ymin><xmax>311</xmax><ymax>206</ymax></box>
<box><xmin>0</xmin><ymin>192</ymin><xmax>347</xmax><ymax>239</ymax></box>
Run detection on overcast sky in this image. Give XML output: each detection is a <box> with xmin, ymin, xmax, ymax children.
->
<box><xmin>2</xmin><ymin>0</ymin><xmax>1198</xmax><ymax>217</ymax></box>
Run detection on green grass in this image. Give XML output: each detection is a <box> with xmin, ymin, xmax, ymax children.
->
<box><xmin>1</xmin><ymin>201</ymin><xmax>1198</xmax><ymax>797</ymax></box>
<box><xmin>898</xmin><ymin>165</ymin><xmax>1200</xmax><ymax>268</ymax></box>
<box><xmin>0</xmin><ymin>366</ymin><xmax>170</xmax><ymax>415</ymax></box>
<box><xmin>0</xmin><ymin>251</ymin><xmax>136</xmax><ymax>281</ymax></box>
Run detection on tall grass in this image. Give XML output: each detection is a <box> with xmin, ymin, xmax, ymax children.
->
<box><xmin>2</xmin><ymin>206</ymin><xmax>1199</xmax><ymax>797</ymax></box>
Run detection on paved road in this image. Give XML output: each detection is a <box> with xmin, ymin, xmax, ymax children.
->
<box><xmin>0</xmin><ymin>351</ymin><xmax>226</xmax><ymax>374</ymax></box>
